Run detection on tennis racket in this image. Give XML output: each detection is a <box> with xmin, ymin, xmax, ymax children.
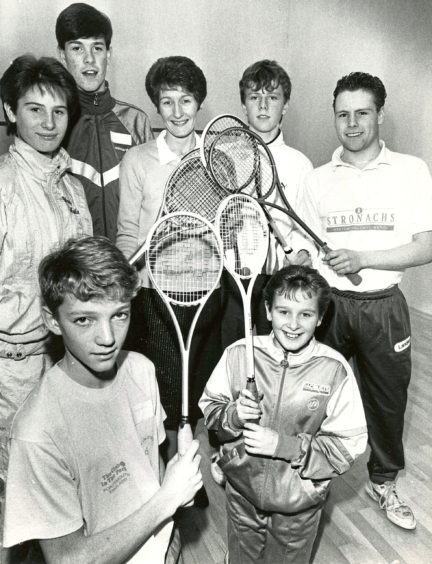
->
<box><xmin>163</xmin><ymin>154</ymin><xmax>229</xmax><ymax>221</ymax></box>
<box><xmin>215</xmin><ymin>194</ymin><xmax>269</xmax><ymax>409</ymax></box>
<box><xmin>208</xmin><ymin>126</ymin><xmax>294</xmax><ymax>262</ymax></box>
<box><xmin>128</xmin><ymin>154</ymin><xmax>228</xmax><ymax>266</ymax></box>
<box><xmin>145</xmin><ymin>212</ymin><xmax>223</xmax><ymax>455</ymax></box>
<box><xmin>209</xmin><ymin>127</ymin><xmax>362</xmax><ymax>286</ymax></box>
<box><xmin>200</xmin><ymin>113</ymin><xmax>248</xmax><ymax>170</ymax></box>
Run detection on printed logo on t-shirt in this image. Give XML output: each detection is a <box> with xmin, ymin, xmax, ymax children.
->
<box><xmin>394</xmin><ymin>336</ymin><xmax>411</xmax><ymax>353</ymax></box>
<box><xmin>101</xmin><ymin>461</ymin><xmax>130</xmax><ymax>494</ymax></box>
<box><xmin>326</xmin><ymin>207</ymin><xmax>395</xmax><ymax>233</ymax></box>
<box><xmin>303</xmin><ymin>382</ymin><xmax>331</xmax><ymax>395</ymax></box>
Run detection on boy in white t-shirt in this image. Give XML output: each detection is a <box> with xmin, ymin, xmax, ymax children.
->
<box><xmin>3</xmin><ymin>236</ymin><xmax>202</xmax><ymax>563</ymax></box>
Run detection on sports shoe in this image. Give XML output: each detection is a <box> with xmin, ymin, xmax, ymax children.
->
<box><xmin>365</xmin><ymin>480</ymin><xmax>416</xmax><ymax>530</ymax></box>
<box><xmin>210</xmin><ymin>449</ymin><xmax>226</xmax><ymax>486</ymax></box>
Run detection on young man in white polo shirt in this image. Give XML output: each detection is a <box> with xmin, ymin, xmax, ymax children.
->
<box><xmin>299</xmin><ymin>71</ymin><xmax>432</xmax><ymax>530</ymax></box>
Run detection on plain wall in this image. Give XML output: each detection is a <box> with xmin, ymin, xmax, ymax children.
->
<box><xmin>1</xmin><ymin>0</ymin><xmax>431</xmax><ymax>313</ymax></box>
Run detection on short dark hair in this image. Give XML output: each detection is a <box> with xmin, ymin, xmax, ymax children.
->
<box><xmin>145</xmin><ymin>56</ymin><xmax>207</xmax><ymax>109</ymax></box>
<box><xmin>39</xmin><ymin>236</ymin><xmax>140</xmax><ymax>314</ymax></box>
<box><xmin>263</xmin><ymin>265</ymin><xmax>331</xmax><ymax>318</ymax></box>
<box><xmin>239</xmin><ymin>59</ymin><xmax>292</xmax><ymax>104</ymax></box>
<box><xmin>56</xmin><ymin>2</ymin><xmax>113</xmax><ymax>49</ymax></box>
<box><xmin>333</xmin><ymin>72</ymin><xmax>387</xmax><ymax>111</ymax></box>
<box><xmin>0</xmin><ymin>55</ymin><xmax>79</xmax><ymax>136</ymax></box>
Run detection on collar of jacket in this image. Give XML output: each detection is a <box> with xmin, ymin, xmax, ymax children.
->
<box><xmin>10</xmin><ymin>136</ymin><xmax>72</xmax><ymax>181</ymax></box>
<box><xmin>266</xmin><ymin>332</ymin><xmax>319</xmax><ymax>366</ymax></box>
<box><xmin>78</xmin><ymin>82</ymin><xmax>116</xmax><ymax>115</ymax></box>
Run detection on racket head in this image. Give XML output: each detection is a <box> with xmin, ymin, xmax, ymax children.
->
<box><xmin>163</xmin><ymin>155</ymin><xmax>229</xmax><ymax>222</ymax></box>
<box><xmin>208</xmin><ymin>126</ymin><xmax>276</xmax><ymax>198</ymax></box>
<box><xmin>200</xmin><ymin>114</ymin><xmax>248</xmax><ymax>168</ymax></box>
<box><xmin>180</xmin><ymin>147</ymin><xmax>201</xmax><ymax>161</ymax></box>
<box><xmin>215</xmin><ymin>194</ymin><xmax>269</xmax><ymax>280</ymax></box>
<box><xmin>145</xmin><ymin>211</ymin><xmax>223</xmax><ymax>307</ymax></box>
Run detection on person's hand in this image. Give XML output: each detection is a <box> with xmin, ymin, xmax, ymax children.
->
<box><xmin>243</xmin><ymin>423</ymin><xmax>279</xmax><ymax>456</ymax></box>
<box><xmin>234</xmin><ymin>388</ymin><xmax>262</xmax><ymax>426</ymax></box>
<box><xmin>161</xmin><ymin>440</ymin><xmax>202</xmax><ymax>508</ymax></box>
<box><xmin>324</xmin><ymin>248</ymin><xmax>363</xmax><ymax>274</ymax></box>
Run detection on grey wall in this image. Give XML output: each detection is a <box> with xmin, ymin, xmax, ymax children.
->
<box><xmin>1</xmin><ymin>0</ymin><xmax>431</xmax><ymax>312</ymax></box>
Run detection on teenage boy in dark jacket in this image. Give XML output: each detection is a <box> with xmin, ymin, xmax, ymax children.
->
<box><xmin>56</xmin><ymin>2</ymin><xmax>153</xmax><ymax>241</ymax></box>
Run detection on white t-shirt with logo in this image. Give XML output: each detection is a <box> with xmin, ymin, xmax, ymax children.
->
<box><xmin>299</xmin><ymin>142</ymin><xmax>432</xmax><ymax>291</ymax></box>
<box><xmin>4</xmin><ymin>351</ymin><xmax>172</xmax><ymax>562</ymax></box>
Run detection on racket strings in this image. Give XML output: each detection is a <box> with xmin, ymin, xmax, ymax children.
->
<box><xmin>147</xmin><ymin>217</ymin><xmax>222</xmax><ymax>305</ymax></box>
<box><xmin>202</xmin><ymin>115</ymin><xmax>247</xmax><ymax>166</ymax></box>
<box><xmin>165</xmin><ymin>157</ymin><xmax>227</xmax><ymax>221</ymax></box>
<box><xmin>209</xmin><ymin>129</ymin><xmax>275</xmax><ymax>197</ymax></box>
<box><xmin>217</xmin><ymin>196</ymin><xmax>269</xmax><ymax>279</ymax></box>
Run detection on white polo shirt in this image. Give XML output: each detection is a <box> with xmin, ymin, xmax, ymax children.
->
<box><xmin>299</xmin><ymin>142</ymin><xmax>432</xmax><ymax>291</ymax></box>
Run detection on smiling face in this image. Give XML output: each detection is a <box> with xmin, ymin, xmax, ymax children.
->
<box><xmin>5</xmin><ymin>86</ymin><xmax>68</xmax><ymax>156</ymax></box>
<box><xmin>158</xmin><ymin>86</ymin><xmax>199</xmax><ymax>143</ymax></box>
<box><xmin>59</xmin><ymin>36</ymin><xmax>110</xmax><ymax>93</ymax></box>
<box><xmin>334</xmin><ymin>88</ymin><xmax>383</xmax><ymax>163</ymax></box>
<box><xmin>265</xmin><ymin>289</ymin><xmax>322</xmax><ymax>352</ymax></box>
<box><xmin>43</xmin><ymin>294</ymin><xmax>130</xmax><ymax>388</ymax></box>
<box><xmin>242</xmin><ymin>83</ymin><xmax>288</xmax><ymax>142</ymax></box>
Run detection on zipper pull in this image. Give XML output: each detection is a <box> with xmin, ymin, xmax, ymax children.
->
<box><xmin>280</xmin><ymin>351</ymin><xmax>288</xmax><ymax>367</ymax></box>
<box><xmin>94</xmin><ymin>93</ymin><xmax>99</xmax><ymax>106</ymax></box>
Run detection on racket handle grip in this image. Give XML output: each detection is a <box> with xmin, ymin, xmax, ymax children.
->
<box><xmin>178</xmin><ymin>417</ymin><xmax>193</xmax><ymax>456</ymax></box>
<box><xmin>321</xmin><ymin>244</ymin><xmax>363</xmax><ymax>286</ymax></box>
<box><xmin>246</xmin><ymin>378</ymin><xmax>261</xmax><ymax>425</ymax></box>
<box><xmin>346</xmin><ymin>272</ymin><xmax>362</xmax><ymax>286</ymax></box>
<box><xmin>178</xmin><ymin>418</ymin><xmax>194</xmax><ymax>507</ymax></box>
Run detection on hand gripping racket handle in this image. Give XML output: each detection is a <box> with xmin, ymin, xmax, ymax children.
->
<box><xmin>260</xmin><ymin>200</ymin><xmax>363</xmax><ymax>286</ymax></box>
<box><xmin>178</xmin><ymin>417</ymin><xmax>193</xmax><ymax>455</ymax></box>
<box><xmin>178</xmin><ymin>417</ymin><xmax>194</xmax><ymax>507</ymax></box>
<box><xmin>321</xmin><ymin>244</ymin><xmax>362</xmax><ymax>286</ymax></box>
<box><xmin>246</xmin><ymin>378</ymin><xmax>261</xmax><ymax>425</ymax></box>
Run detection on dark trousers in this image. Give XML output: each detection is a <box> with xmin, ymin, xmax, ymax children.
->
<box><xmin>316</xmin><ymin>285</ymin><xmax>411</xmax><ymax>483</ymax></box>
<box><xmin>226</xmin><ymin>482</ymin><xmax>322</xmax><ymax>564</ymax></box>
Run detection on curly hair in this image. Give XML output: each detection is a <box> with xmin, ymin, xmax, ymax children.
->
<box><xmin>239</xmin><ymin>59</ymin><xmax>292</xmax><ymax>104</ymax></box>
<box><xmin>39</xmin><ymin>236</ymin><xmax>140</xmax><ymax>314</ymax></box>
<box><xmin>145</xmin><ymin>56</ymin><xmax>207</xmax><ymax>109</ymax></box>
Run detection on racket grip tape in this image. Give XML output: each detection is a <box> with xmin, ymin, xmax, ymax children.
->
<box><xmin>246</xmin><ymin>378</ymin><xmax>261</xmax><ymax>425</ymax></box>
<box><xmin>178</xmin><ymin>417</ymin><xmax>195</xmax><ymax>507</ymax></box>
<box><xmin>178</xmin><ymin>417</ymin><xmax>193</xmax><ymax>456</ymax></box>
<box><xmin>321</xmin><ymin>244</ymin><xmax>362</xmax><ymax>286</ymax></box>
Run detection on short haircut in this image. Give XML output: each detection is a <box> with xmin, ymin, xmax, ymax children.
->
<box><xmin>239</xmin><ymin>59</ymin><xmax>292</xmax><ymax>104</ymax></box>
<box><xmin>56</xmin><ymin>2</ymin><xmax>113</xmax><ymax>49</ymax></box>
<box><xmin>0</xmin><ymin>55</ymin><xmax>80</xmax><ymax>136</ymax></box>
<box><xmin>39</xmin><ymin>236</ymin><xmax>140</xmax><ymax>314</ymax></box>
<box><xmin>145</xmin><ymin>56</ymin><xmax>207</xmax><ymax>109</ymax></box>
<box><xmin>264</xmin><ymin>265</ymin><xmax>331</xmax><ymax>318</ymax></box>
<box><xmin>333</xmin><ymin>72</ymin><xmax>387</xmax><ymax>111</ymax></box>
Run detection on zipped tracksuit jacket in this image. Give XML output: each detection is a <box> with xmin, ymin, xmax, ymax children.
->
<box><xmin>64</xmin><ymin>85</ymin><xmax>153</xmax><ymax>241</ymax></box>
<box><xmin>199</xmin><ymin>335</ymin><xmax>367</xmax><ymax>563</ymax></box>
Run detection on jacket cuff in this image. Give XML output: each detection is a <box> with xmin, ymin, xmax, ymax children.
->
<box><xmin>225</xmin><ymin>403</ymin><xmax>244</xmax><ymax>431</ymax></box>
